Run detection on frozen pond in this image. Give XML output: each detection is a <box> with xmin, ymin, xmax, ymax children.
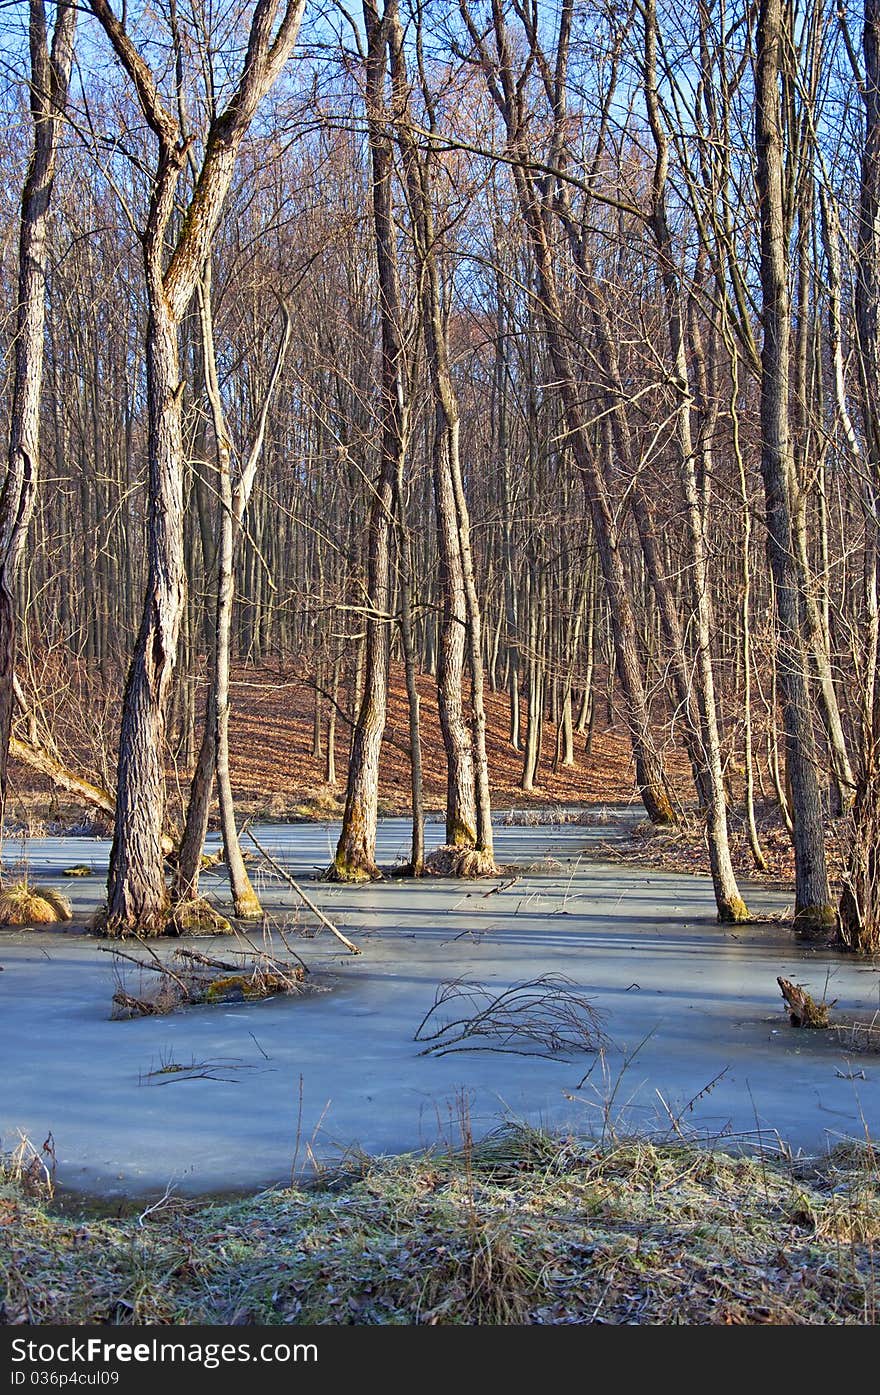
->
<box><xmin>1</xmin><ymin>813</ymin><xmax>878</xmax><ymax>1198</ymax></box>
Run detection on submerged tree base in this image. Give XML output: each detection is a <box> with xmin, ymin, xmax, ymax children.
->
<box><xmin>324</xmin><ymin>856</ymin><xmax>383</xmax><ymax>884</ymax></box>
<box><xmin>166</xmin><ymin>900</ymin><xmax>231</xmax><ymax>936</ymax></box>
<box><xmin>424</xmin><ymin>844</ymin><xmax>498</xmax><ymax>878</ymax></box>
<box><xmin>389</xmin><ymin>860</ymin><xmax>425</xmax><ymax>879</ymax></box>
<box><xmin>92</xmin><ymin>896</ymin><xmax>230</xmax><ymax>939</ymax></box>
<box><xmin>91</xmin><ymin>908</ymin><xmax>169</xmax><ymax>939</ymax></box>
<box><xmin>793</xmin><ymin>903</ymin><xmax>839</xmax><ymax>940</ymax></box>
<box><xmin>230</xmin><ymin>889</ymin><xmax>263</xmax><ymax>920</ymax></box>
<box><xmin>717</xmin><ymin>895</ymin><xmax>750</xmax><ymax>925</ymax></box>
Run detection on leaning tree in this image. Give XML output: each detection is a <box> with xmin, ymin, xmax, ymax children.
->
<box><xmin>86</xmin><ymin>0</ymin><xmax>306</xmax><ymax>934</ymax></box>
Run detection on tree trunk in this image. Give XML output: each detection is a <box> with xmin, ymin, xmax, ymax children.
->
<box><xmin>643</xmin><ymin>0</ymin><xmax>748</xmax><ymax>921</ymax></box>
<box><xmin>388</xmin><ymin>8</ymin><xmax>482</xmax><ymax>851</ymax></box>
<box><xmin>330</xmin><ymin>0</ymin><xmax>404</xmax><ymax>881</ymax></box>
<box><xmin>90</xmin><ymin>0</ymin><xmax>306</xmax><ymax>935</ymax></box>
<box><xmin>105</xmin><ymin>296</ymin><xmax>186</xmax><ymax>933</ymax></box>
<box><xmin>755</xmin><ymin>0</ymin><xmax>833</xmax><ymax>930</ymax></box>
<box><xmin>0</xmin><ymin>1</ymin><xmax>76</xmax><ymax>861</ymax></box>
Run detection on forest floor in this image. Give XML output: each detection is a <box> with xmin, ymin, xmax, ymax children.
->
<box><xmin>2</xmin><ymin>1126</ymin><xmax>877</xmax><ymax>1325</ymax></box>
<box><xmin>7</xmin><ymin>658</ymin><xmax>807</xmax><ymax>890</ymax></box>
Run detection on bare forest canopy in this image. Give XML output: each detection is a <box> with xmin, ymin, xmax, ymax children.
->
<box><xmin>1</xmin><ymin>0</ymin><xmax>879</xmax><ymax>947</ymax></box>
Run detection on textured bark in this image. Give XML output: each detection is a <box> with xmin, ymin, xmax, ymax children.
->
<box><xmin>643</xmin><ymin>0</ymin><xmax>748</xmax><ymax>921</ymax></box>
<box><xmin>90</xmin><ymin>0</ymin><xmax>306</xmax><ymax>934</ymax></box>
<box><xmin>388</xmin><ymin>7</ymin><xmax>482</xmax><ymax>849</ymax></box>
<box><xmin>331</xmin><ymin>0</ymin><xmax>404</xmax><ymax>881</ymax></box>
<box><xmin>755</xmin><ymin>0</ymin><xmax>833</xmax><ymax>928</ymax></box>
<box><xmin>0</xmin><ymin>1</ymin><xmax>76</xmax><ymax>856</ymax></box>
<box><xmin>105</xmin><ymin>298</ymin><xmax>185</xmax><ymax>933</ymax></box>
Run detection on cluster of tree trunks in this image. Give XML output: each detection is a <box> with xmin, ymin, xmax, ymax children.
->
<box><xmin>1</xmin><ymin>0</ymin><xmax>877</xmax><ymax>947</ymax></box>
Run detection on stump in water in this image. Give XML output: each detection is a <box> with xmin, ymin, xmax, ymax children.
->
<box><xmin>777</xmin><ymin>976</ymin><xmax>833</xmax><ymax>1028</ymax></box>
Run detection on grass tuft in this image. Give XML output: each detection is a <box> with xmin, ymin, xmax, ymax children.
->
<box><xmin>0</xmin><ymin>883</ymin><xmax>72</xmax><ymax>925</ymax></box>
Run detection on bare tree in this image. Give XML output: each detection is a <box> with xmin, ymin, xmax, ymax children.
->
<box><xmin>0</xmin><ymin>1</ymin><xmax>76</xmax><ymax>856</ymax></box>
<box><xmin>87</xmin><ymin>0</ymin><xmax>305</xmax><ymax>934</ymax></box>
<box><xmin>329</xmin><ymin>0</ymin><xmax>405</xmax><ymax>881</ymax></box>
<box><xmin>461</xmin><ymin>0</ymin><xmax>677</xmax><ymax>827</ymax></box>
<box><xmin>390</xmin><ymin>0</ymin><xmax>495</xmax><ymax>868</ymax></box>
<box><xmin>755</xmin><ymin>0</ymin><xmax>833</xmax><ymax>930</ymax></box>
<box><xmin>642</xmin><ymin>0</ymin><xmax>748</xmax><ymax>921</ymax></box>
<box><xmin>839</xmin><ymin>0</ymin><xmax>880</xmax><ymax>952</ymax></box>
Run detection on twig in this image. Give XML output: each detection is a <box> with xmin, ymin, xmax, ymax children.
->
<box><xmin>138</xmin><ymin>1182</ymin><xmax>176</xmax><ymax>1227</ymax></box>
<box><xmin>247</xmin><ymin>830</ymin><xmax>361</xmax><ymax>955</ymax></box>
<box><xmin>227</xmin><ymin>920</ymin><xmax>310</xmax><ymax>979</ymax></box>
<box><xmin>97</xmin><ymin>946</ymin><xmax>167</xmax><ymax>975</ymax></box>
<box><xmin>132</xmin><ymin>934</ymin><xmax>194</xmax><ymax>998</ymax></box>
<box><xmin>175</xmin><ymin>947</ymin><xmax>248</xmax><ymax>973</ymax></box>
<box><xmin>272</xmin><ymin>920</ymin><xmax>312</xmax><ymax>976</ymax></box>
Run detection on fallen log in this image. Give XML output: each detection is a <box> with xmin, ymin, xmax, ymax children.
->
<box><xmin>10</xmin><ymin>736</ymin><xmax>114</xmax><ymax>818</ymax></box>
<box><xmin>10</xmin><ymin>735</ymin><xmax>174</xmax><ymax>854</ymax></box>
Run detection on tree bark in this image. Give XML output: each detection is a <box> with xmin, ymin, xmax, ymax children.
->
<box><xmin>0</xmin><ymin>1</ymin><xmax>76</xmax><ymax>862</ymax></box>
<box><xmin>330</xmin><ymin>0</ymin><xmax>404</xmax><ymax>881</ymax></box>
<box><xmin>89</xmin><ymin>0</ymin><xmax>306</xmax><ymax>934</ymax></box>
<box><xmin>755</xmin><ymin>0</ymin><xmax>833</xmax><ymax>929</ymax></box>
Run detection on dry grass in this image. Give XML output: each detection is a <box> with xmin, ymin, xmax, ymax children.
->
<box><xmin>1</xmin><ymin>1127</ymin><xmax>878</xmax><ymax>1325</ymax></box>
<box><xmin>165</xmin><ymin>899</ymin><xmax>231</xmax><ymax>936</ymax></box>
<box><xmin>830</xmin><ymin>1018</ymin><xmax>880</xmax><ymax>1054</ymax></box>
<box><xmin>424</xmin><ymin>845</ymin><xmax>498</xmax><ymax>878</ymax></box>
<box><xmin>0</xmin><ymin>882</ymin><xmax>72</xmax><ymax>926</ymax></box>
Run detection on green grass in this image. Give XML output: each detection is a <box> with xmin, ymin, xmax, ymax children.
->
<box><xmin>2</xmin><ymin>1127</ymin><xmax>878</xmax><ymax>1325</ymax></box>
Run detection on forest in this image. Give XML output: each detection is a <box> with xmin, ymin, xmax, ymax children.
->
<box><xmin>1</xmin><ymin>0</ymin><xmax>879</xmax><ymax>953</ymax></box>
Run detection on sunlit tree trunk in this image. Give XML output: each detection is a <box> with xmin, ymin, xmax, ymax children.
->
<box><xmin>90</xmin><ymin>0</ymin><xmax>306</xmax><ymax>934</ymax></box>
<box><xmin>0</xmin><ymin>1</ymin><xmax>76</xmax><ymax>859</ymax></box>
<box><xmin>330</xmin><ymin>0</ymin><xmax>404</xmax><ymax>880</ymax></box>
<box><xmin>755</xmin><ymin>0</ymin><xmax>833</xmax><ymax>930</ymax></box>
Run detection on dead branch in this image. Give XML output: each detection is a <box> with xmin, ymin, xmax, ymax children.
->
<box><xmin>246</xmin><ymin>829</ymin><xmax>361</xmax><ymax>954</ymax></box>
<box><xmin>415</xmin><ymin>974</ymin><xmax>607</xmax><ymax>1058</ymax></box>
